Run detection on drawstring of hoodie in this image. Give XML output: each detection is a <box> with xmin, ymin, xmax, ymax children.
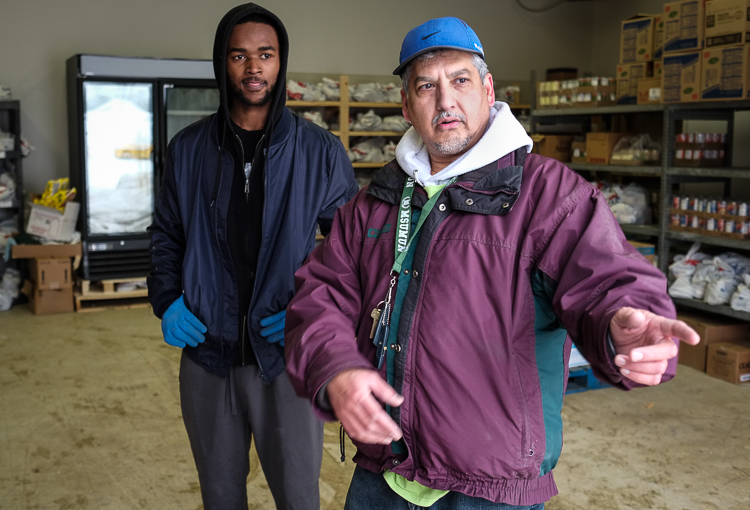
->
<box><xmin>339</xmin><ymin>424</ymin><xmax>346</xmax><ymax>462</ymax></box>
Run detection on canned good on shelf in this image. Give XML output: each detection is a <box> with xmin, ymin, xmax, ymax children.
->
<box><xmin>740</xmin><ymin>222</ymin><xmax>750</xmax><ymax>235</ymax></box>
<box><xmin>691</xmin><ymin>215</ymin><xmax>700</xmax><ymax>228</ymax></box>
<box><xmin>676</xmin><ymin>134</ymin><xmax>687</xmax><ymax>143</ymax></box>
<box><xmin>671</xmin><ymin>214</ymin><xmax>680</xmax><ymax>226</ymax></box>
<box><xmin>718</xmin><ymin>200</ymin><xmax>727</xmax><ymax>215</ymax></box>
<box><xmin>728</xmin><ymin>201</ymin><xmax>737</xmax><ymax>215</ymax></box>
<box><xmin>675</xmin><ymin>149</ymin><xmax>684</xmax><ymax>160</ymax></box>
<box><xmin>725</xmin><ymin>220</ymin><xmax>735</xmax><ymax>233</ymax></box>
<box><xmin>695</xmin><ymin>133</ymin><xmax>705</xmax><ymax>144</ymax></box>
<box><xmin>718</xmin><ymin>218</ymin><xmax>725</xmax><ymax>232</ymax></box>
<box><xmin>672</xmin><ymin>195</ymin><xmax>681</xmax><ymax>209</ymax></box>
<box><xmin>680</xmin><ymin>196</ymin><xmax>690</xmax><ymax>210</ymax></box>
<box><xmin>708</xmin><ymin>199</ymin><xmax>717</xmax><ymax>213</ymax></box>
<box><xmin>706</xmin><ymin>217</ymin><xmax>716</xmax><ymax>231</ymax></box>
<box><xmin>680</xmin><ymin>215</ymin><xmax>688</xmax><ymax>227</ymax></box>
<box><xmin>739</xmin><ymin>202</ymin><xmax>748</xmax><ymax>217</ymax></box>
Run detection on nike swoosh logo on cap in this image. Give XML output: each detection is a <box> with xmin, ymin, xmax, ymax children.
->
<box><xmin>421</xmin><ymin>31</ymin><xmax>441</xmax><ymax>40</ymax></box>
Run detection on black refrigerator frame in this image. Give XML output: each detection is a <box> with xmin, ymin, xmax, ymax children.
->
<box><xmin>66</xmin><ymin>54</ymin><xmax>216</xmax><ymax>281</ymax></box>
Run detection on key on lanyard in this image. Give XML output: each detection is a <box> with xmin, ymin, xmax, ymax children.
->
<box><xmin>371</xmin><ymin>274</ymin><xmax>397</xmax><ymax>369</ymax></box>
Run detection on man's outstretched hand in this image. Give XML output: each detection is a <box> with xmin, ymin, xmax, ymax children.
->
<box><xmin>610</xmin><ymin>307</ymin><xmax>699</xmax><ymax>386</ymax></box>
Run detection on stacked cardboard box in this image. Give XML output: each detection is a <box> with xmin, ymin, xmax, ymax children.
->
<box><xmin>676</xmin><ymin>312</ymin><xmax>750</xmax><ymax>372</ymax></box>
<box><xmin>618</xmin><ymin>15</ymin><xmax>658</xmax><ymax>104</ymax></box>
<box><xmin>11</xmin><ymin>244</ymin><xmax>81</xmax><ymax>315</ymax></box>
<box><xmin>706</xmin><ymin>342</ymin><xmax>750</xmax><ymax>383</ymax></box>
<box><xmin>700</xmin><ymin>1</ymin><xmax>750</xmax><ymax>100</ymax></box>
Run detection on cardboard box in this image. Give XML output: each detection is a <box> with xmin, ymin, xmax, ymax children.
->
<box><xmin>620</xmin><ymin>15</ymin><xmax>656</xmax><ymax>63</ymax></box>
<box><xmin>571</xmin><ymin>141</ymin><xmax>587</xmax><ymax>163</ymax></box>
<box><xmin>25</xmin><ymin>202</ymin><xmax>80</xmax><ymax>243</ymax></box>
<box><xmin>22</xmin><ymin>280</ymin><xmax>75</xmax><ymax>315</ymax></box>
<box><xmin>705</xmin><ymin>0</ymin><xmax>750</xmax><ymax>47</ymax></box>
<box><xmin>676</xmin><ymin>313</ymin><xmax>750</xmax><ymax>371</ymax></box>
<box><xmin>11</xmin><ymin>243</ymin><xmax>82</xmax><ymax>259</ymax></box>
<box><xmin>638</xmin><ymin>77</ymin><xmax>663</xmax><ymax>103</ymax></box>
<box><xmin>706</xmin><ymin>341</ymin><xmax>750</xmax><ymax>383</ymax></box>
<box><xmin>664</xmin><ymin>0</ymin><xmax>706</xmax><ymax>54</ymax></box>
<box><xmin>616</xmin><ymin>62</ymin><xmax>654</xmax><ymax>104</ymax></box>
<box><xmin>531</xmin><ymin>135</ymin><xmax>574</xmax><ymax>162</ymax></box>
<box><xmin>627</xmin><ymin>240</ymin><xmax>656</xmax><ymax>264</ymax></box>
<box><xmin>586</xmin><ymin>132</ymin><xmax>624</xmax><ymax>164</ymax></box>
<box><xmin>655</xmin><ymin>14</ymin><xmax>666</xmax><ymax>59</ymax></box>
<box><xmin>701</xmin><ymin>43</ymin><xmax>750</xmax><ymax>100</ymax></box>
<box><xmin>28</xmin><ymin>258</ymin><xmax>73</xmax><ymax>290</ymax></box>
<box><xmin>654</xmin><ymin>59</ymin><xmax>664</xmax><ymax>78</ymax></box>
<box><xmin>662</xmin><ymin>50</ymin><xmax>702</xmax><ymax>102</ymax></box>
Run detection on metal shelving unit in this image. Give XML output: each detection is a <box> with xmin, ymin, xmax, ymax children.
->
<box><xmin>530</xmin><ymin>96</ymin><xmax>750</xmax><ymax>322</ymax></box>
<box><xmin>0</xmin><ymin>100</ymin><xmax>23</xmax><ymax>235</ymax></box>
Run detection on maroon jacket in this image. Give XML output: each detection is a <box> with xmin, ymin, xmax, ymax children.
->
<box><xmin>285</xmin><ymin>149</ymin><xmax>677</xmax><ymax>505</ymax></box>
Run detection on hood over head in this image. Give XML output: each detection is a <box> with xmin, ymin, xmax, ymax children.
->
<box><xmin>212</xmin><ymin>3</ymin><xmax>289</xmax><ymax>140</ymax></box>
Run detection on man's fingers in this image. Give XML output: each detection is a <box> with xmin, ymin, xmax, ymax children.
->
<box><xmin>370</xmin><ymin>378</ymin><xmax>405</xmax><ymax>408</ymax></box>
<box><xmin>663</xmin><ymin>319</ymin><xmax>700</xmax><ymax>346</ymax></box>
<box><xmin>616</xmin><ymin>337</ymin><xmax>678</xmax><ymax>364</ymax></box>
<box><xmin>619</xmin><ymin>369</ymin><xmax>663</xmax><ymax>386</ymax></box>
<box><xmin>615</xmin><ymin>358</ymin><xmax>669</xmax><ymax>376</ymax></box>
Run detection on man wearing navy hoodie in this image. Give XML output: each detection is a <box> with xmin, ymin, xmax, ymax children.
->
<box><xmin>148</xmin><ymin>4</ymin><xmax>357</xmax><ymax>509</ymax></box>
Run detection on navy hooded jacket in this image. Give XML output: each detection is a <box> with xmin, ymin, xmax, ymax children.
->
<box><xmin>147</xmin><ymin>3</ymin><xmax>358</xmax><ymax>381</ymax></box>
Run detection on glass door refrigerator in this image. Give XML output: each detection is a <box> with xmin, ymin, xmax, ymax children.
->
<box><xmin>66</xmin><ymin>55</ymin><xmax>218</xmax><ymax>280</ymax></box>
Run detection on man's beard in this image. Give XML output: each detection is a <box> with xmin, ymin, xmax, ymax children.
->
<box><xmin>431</xmin><ymin>111</ymin><xmax>471</xmax><ymax>155</ymax></box>
<box><xmin>433</xmin><ymin>135</ymin><xmax>472</xmax><ymax>155</ymax></box>
<box><xmin>232</xmin><ymin>80</ymin><xmax>274</xmax><ymax>107</ymax></box>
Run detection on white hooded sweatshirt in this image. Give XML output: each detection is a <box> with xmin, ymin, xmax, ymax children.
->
<box><xmin>395</xmin><ymin>101</ymin><xmax>533</xmax><ymax>187</ymax></box>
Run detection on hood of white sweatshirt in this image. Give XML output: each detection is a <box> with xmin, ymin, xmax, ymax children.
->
<box><xmin>395</xmin><ymin>101</ymin><xmax>533</xmax><ymax>187</ymax></box>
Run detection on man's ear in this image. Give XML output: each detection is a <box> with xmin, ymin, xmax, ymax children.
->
<box><xmin>484</xmin><ymin>72</ymin><xmax>495</xmax><ymax>104</ymax></box>
<box><xmin>401</xmin><ymin>88</ymin><xmax>411</xmax><ymax>123</ymax></box>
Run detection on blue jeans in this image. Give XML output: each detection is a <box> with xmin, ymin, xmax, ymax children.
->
<box><xmin>344</xmin><ymin>466</ymin><xmax>546</xmax><ymax>510</ymax></box>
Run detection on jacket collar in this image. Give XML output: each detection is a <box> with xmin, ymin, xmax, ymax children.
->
<box><xmin>367</xmin><ymin>148</ymin><xmax>525</xmax><ymax>216</ymax></box>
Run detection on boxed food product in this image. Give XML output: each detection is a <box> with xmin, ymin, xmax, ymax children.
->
<box><xmin>638</xmin><ymin>77</ymin><xmax>663</xmax><ymax>103</ymax></box>
<box><xmin>616</xmin><ymin>62</ymin><xmax>654</xmax><ymax>104</ymax></box>
<box><xmin>571</xmin><ymin>141</ymin><xmax>587</xmax><ymax>163</ymax></box>
<box><xmin>531</xmin><ymin>135</ymin><xmax>574</xmax><ymax>162</ymax></box>
<box><xmin>620</xmin><ymin>15</ymin><xmax>656</xmax><ymax>63</ymax></box>
<box><xmin>663</xmin><ymin>0</ymin><xmax>706</xmax><ymax>54</ymax></box>
<box><xmin>676</xmin><ymin>313</ymin><xmax>750</xmax><ymax>371</ymax></box>
<box><xmin>28</xmin><ymin>258</ymin><xmax>73</xmax><ymax>290</ymax></box>
<box><xmin>586</xmin><ymin>132</ymin><xmax>624</xmax><ymax>164</ymax></box>
<box><xmin>25</xmin><ymin>202</ymin><xmax>80</xmax><ymax>242</ymax></box>
<box><xmin>706</xmin><ymin>341</ymin><xmax>750</xmax><ymax>383</ymax></box>
<box><xmin>705</xmin><ymin>0</ymin><xmax>750</xmax><ymax>47</ymax></box>
<box><xmin>701</xmin><ymin>44</ymin><xmax>750</xmax><ymax>100</ymax></box>
<box><xmin>628</xmin><ymin>240</ymin><xmax>656</xmax><ymax>264</ymax></box>
<box><xmin>11</xmin><ymin>243</ymin><xmax>82</xmax><ymax>259</ymax></box>
<box><xmin>662</xmin><ymin>50</ymin><xmax>702</xmax><ymax>102</ymax></box>
<box><xmin>655</xmin><ymin>14</ymin><xmax>666</xmax><ymax>59</ymax></box>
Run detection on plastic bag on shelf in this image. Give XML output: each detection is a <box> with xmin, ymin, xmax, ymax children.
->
<box><xmin>730</xmin><ymin>274</ymin><xmax>750</xmax><ymax>312</ymax></box>
<box><xmin>378</xmin><ymin>83</ymin><xmax>402</xmax><ymax>103</ymax></box>
<box><xmin>0</xmin><ymin>172</ymin><xmax>16</xmax><ymax>202</ymax></box>
<box><xmin>383</xmin><ymin>141</ymin><xmax>397</xmax><ymax>161</ymax></box>
<box><xmin>668</xmin><ymin>242</ymin><xmax>710</xmax><ymax>280</ymax></box>
<box><xmin>351</xmin><ymin>110</ymin><xmax>383</xmax><ymax>131</ymax></box>
<box><xmin>317</xmin><ymin>77</ymin><xmax>340</xmax><ymax>101</ymax></box>
<box><xmin>286</xmin><ymin>80</ymin><xmax>326</xmax><ymax>101</ymax></box>
<box><xmin>349</xmin><ymin>137</ymin><xmax>385</xmax><ymax>163</ymax></box>
<box><xmin>382</xmin><ymin>115</ymin><xmax>410</xmax><ymax>133</ymax></box>
<box><xmin>300</xmin><ymin>111</ymin><xmax>328</xmax><ymax>130</ymax></box>
<box><xmin>0</xmin><ymin>267</ymin><xmax>20</xmax><ymax>312</ymax></box>
<box><xmin>668</xmin><ymin>275</ymin><xmax>696</xmax><ymax>299</ymax></box>
<box><xmin>610</xmin><ymin>134</ymin><xmax>661</xmax><ymax>166</ymax></box>
<box><xmin>598</xmin><ymin>181</ymin><xmax>650</xmax><ymax>224</ymax></box>
<box><xmin>350</xmin><ymin>83</ymin><xmax>388</xmax><ymax>102</ymax></box>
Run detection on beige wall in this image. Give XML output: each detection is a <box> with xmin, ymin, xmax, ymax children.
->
<box><xmin>2</xmin><ymin>0</ymin><xmax>596</xmax><ymax>192</ymax></box>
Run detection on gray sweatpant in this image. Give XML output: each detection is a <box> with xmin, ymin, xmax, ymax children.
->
<box><xmin>179</xmin><ymin>352</ymin><xmax>324</xmax><ymax>510</ymax></box>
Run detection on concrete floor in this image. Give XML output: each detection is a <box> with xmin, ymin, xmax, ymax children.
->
<box><xmin>1</xmin><ymin>305</ymin><xmax>748</xmax><ymax>510</ymax></box>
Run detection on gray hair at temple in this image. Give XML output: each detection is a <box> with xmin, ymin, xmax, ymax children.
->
<box><xmin>399</xmin><ymin>50</ymin><xmax>489</xmax><ymax>98</ymax></box>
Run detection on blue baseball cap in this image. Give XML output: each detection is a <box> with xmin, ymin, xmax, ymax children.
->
<box><xmin>393</xmin><ymin>17</ymin><xmax>484</xmax><ymax>76</ymax></box>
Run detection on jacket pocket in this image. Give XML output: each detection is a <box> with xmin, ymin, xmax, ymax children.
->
<box><xmin>511</xmin><ymin>351</ymin><xmax>535</xmax><ymax>463</ymax></box>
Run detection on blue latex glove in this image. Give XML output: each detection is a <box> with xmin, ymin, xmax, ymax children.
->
<box><xmin>3</xmin><ymin>238</ymin><xmax>16</xmax><ymax>262</ymax></box>
<box><xmin>161</xmin><ymin>295</ymin><xmax>207</xmax><ymax>348</ymax></box>
<box><xmin>260</xmin><ymin>310</ymin><xmax>286</xmax><ymax>346</ymax></box>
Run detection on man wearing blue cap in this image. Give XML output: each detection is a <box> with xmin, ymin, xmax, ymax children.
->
<box><xmin>284</xmin><ymin>16</ymin><xmax>699</xmax><ymax>509</ymax></box>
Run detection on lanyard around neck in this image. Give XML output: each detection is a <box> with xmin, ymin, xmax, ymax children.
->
<box><xmin>392</xmin><ymin>176</ymin><xmax>453</xmax><ymax>274</ymax></box>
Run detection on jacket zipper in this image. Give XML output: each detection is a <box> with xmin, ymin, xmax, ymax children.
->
<box><xmin>236</xmin><ymin>132</ymin><xmax>268</xmax><ymax>376</ymax></box>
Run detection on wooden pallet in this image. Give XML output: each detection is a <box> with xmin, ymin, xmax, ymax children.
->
<box><xmin>75</xmin><ymin>277</ymin><xmax>150</xmax><ymax>312</ymax></box>
<box><xmin>565</xmin><ymin>366</ymin><xmax>610</xmax><ymax>395</ymax></box>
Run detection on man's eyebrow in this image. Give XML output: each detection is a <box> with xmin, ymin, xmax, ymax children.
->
<box><xmin>227</xmin><ymin>45</ymin><xmax>276</xmax><ymax>54</ymax></box>
<box><xmin>448</xmin><ymin>68</ymin><xmax>471</xmax><ymax>78</ymax></box>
